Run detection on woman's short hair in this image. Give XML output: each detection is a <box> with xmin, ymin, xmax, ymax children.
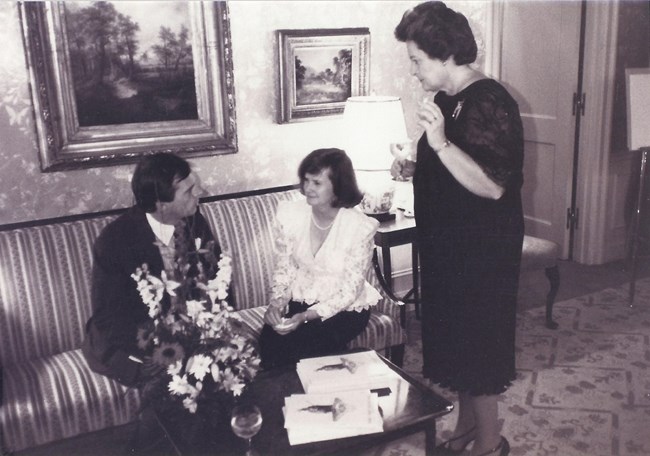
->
<box><xmin>131</xmin><ymin>152</ymin><xmax>191</xmax><ymax>213</ymax></box>
<box><xmin>298</xmin><ymin>148</ymin><xmax>363</xmax><ymax>208</ymax></box>
<box><xmin>394</xmin><ymin>1</ymin><xmax>477</xmax><ymax>65</ymax></box>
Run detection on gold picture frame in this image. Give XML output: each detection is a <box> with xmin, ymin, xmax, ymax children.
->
<box><xmin>20</xmin><ymin>1</ymin><xmax>237</xmax><ymax>171</ymax></box>
<box><xmin>277</xmin><ymin>28</ymin><xmax>370</xmax><ymax>124</ymax></box>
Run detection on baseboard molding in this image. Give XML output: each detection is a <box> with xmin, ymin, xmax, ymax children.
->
<box><xmin>389</xmin><ymin>268</ymin><xmax>415</xmax><ymax>298</ymax></box>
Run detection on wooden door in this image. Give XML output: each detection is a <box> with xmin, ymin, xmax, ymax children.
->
<box><xmin>495</xmin><ymin>1</ymin><xmax>583</xmax><ymax>257</ymax></box>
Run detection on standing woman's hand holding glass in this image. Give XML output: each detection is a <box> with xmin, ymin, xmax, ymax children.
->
<box><xmin>390</xmin><ymin>140</ymin><xmax>416</xmax><ymax>180</ymax></box>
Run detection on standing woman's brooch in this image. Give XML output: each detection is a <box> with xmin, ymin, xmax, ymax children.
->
<box><xmin>452</xmin><ymin>100</ymin><xmax>465</xmax><ymax>120</ymax></box>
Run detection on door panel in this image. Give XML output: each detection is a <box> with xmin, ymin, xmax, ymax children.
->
<box><xmin>498</xmin><ymin>1</ymin><xmax>582</xmax><ymax>256</ymax></box>
<box><xmin>521</xmin><ymin>142</ymin><xmax>556</xmax><ymax>227</ymax></box>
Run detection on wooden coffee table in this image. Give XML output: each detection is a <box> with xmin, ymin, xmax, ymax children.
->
<box><xmin>157</xmin><ymin>350</ymin><xmax>453</xmax><ymax>455</ymax></box>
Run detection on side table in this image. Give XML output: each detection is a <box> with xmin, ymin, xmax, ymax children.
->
<box><xmin>373</xmin><ymin>210</ymin><xmax>421</xmax><ymax>319</ymax></box>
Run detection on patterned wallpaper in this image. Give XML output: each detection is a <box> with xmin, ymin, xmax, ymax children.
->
<box><xmin>0</xmin><ymin>1</ymin><xmax>488</xmax><ymax>225</ymax></box>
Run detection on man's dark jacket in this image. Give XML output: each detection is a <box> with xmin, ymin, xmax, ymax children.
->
<box><xmin>82</xmin><ymin>206</ymin><xmax>221</xmax><ymax>387</ymax></box>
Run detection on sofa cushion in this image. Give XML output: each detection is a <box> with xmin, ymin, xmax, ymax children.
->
<box><xmin>0</xmin><ymin>349</ymin><xmax>140</xmax><ymax>452</ymax></box>
<box><xmin>348</xmin><ymin>310</ymin><xmax>405</xmax><ymax>351</ymax></box>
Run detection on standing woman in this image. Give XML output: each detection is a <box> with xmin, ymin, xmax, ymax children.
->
<box><xmin>393</xmin><ymin>2</ymin><xmax>524</xmax><ymax>456</ymax></box>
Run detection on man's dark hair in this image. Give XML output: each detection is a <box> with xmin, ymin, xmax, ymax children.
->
<box><xmin>131</xmin><ymin>153</ymin><xmax>191</xmax><ymax>213</ymax></box>
<box><xmin>394</xmin><ymin>1</ymin><xmax>477</xmax><ymax>65</ymax></box>
<box><xmin>298</xmin><ymin>148</ymin><xmax>363</xmax><ymax>208</ymax></box>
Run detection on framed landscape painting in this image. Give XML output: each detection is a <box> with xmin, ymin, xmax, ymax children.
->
<box><xmin>277</xmin><ymin>28</ymin><xmax>370</xmax><ymax>123</ymax></box>
<box><xmin>20</xmin><ymin>1</ymin><xmax>237</xmax><ymax>171</ymax></box>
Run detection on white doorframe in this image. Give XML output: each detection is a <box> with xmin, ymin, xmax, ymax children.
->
<box><xmin>574</xmin><ymin>0</ymin><xmax>619</xmax><ymax>264</ymax></box>
<box><xmin>489</xmin><ymin>0</ymin><xmax>620</xmax><ymax>264</ymax></box>
<box><xmin>484</xmin><ymin>0</ymin><xmax>504</xmax><ymax>80</ymax></box>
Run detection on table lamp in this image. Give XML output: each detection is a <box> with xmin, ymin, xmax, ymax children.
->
<box><xmin>343</xmin><ymin>96</ymin><xmax>410</xmax><ymax>221</ymax></box>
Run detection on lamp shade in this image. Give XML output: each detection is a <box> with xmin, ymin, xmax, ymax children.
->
<box><xmin>343</xmin><ymin>96</ymin><xmax>409</xmax><ymax>170</ymax></box>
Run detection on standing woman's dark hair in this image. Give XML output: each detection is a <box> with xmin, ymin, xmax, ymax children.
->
<box><xmin>131</xmin><ymin>153</ymin><xmax>191</xmax><ymax>213</ymax></box>
<box><xmin>297</xmin><ymin>148</ymin><xmax>363</xmax><ymax>208</ymax></box>
<box><xmin>394</xmin><ymin>1</ymin><xmax>477</xmax><ymax>65</ymax></box>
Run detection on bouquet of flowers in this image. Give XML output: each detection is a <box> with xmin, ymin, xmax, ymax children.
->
<box><xmin>131</xmin><ymin>232</ymin><xmax>260</xmax><ymax>415</ymax></box>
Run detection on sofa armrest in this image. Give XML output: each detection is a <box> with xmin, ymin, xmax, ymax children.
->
<box><xmin>369</xmin><ymin>249</ymin><xmax>405</xmax><ymax>328</ymax></box>
<box><xmin>371</xmin><ymin>249</ymin><xmax>404</xmax><ymax>304</ymax></box>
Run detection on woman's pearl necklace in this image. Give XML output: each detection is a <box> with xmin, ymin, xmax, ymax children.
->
<box><xmin>311</xmin><ymin>212</ymin><xmax>335</xmax><ymax>231</ymax></box>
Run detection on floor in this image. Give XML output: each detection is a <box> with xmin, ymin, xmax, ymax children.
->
<box><xmin>10</xmin><ymin>257</ymin><xmax>650</xmax><ymax>456</ymax></box>
<box><xmin>520</xmin><ymin>257</ymin><xmax>650</xmax><ymax>305</ymax></box>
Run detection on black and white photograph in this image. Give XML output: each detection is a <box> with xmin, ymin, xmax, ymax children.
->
<box><xmin>0</xmin><ymin>1</ymin><xmax>649</xmax><ymax>456</ymax></box>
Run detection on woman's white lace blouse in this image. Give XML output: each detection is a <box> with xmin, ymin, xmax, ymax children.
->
<box><xmin>269</xmin><ymin>199</ymin><xmax>381</xmax><ymax>320</ymax></box>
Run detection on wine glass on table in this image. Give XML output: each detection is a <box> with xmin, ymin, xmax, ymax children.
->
<box><xmin>231</xmin><ymin>404</ymin><xmax>262</xmax><ymax>456</ymax></box>
<box><xmin>390</xmin><ymin>139</ymin><xmax>415</xmax><ymax>183</ymax></box>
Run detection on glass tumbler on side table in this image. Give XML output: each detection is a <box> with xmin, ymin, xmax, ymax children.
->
<box><xmin>230</xmin><ymin>404</ymin><xmax>262</xmax><ymax>456</ymax></box>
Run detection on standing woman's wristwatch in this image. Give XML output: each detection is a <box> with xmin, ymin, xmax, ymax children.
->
<box><xmin>434</xmin><ymin>139</ymin><xmax>452</xmax><ymax>153</ymax></box>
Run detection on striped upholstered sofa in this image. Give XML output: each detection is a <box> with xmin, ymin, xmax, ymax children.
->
<box><xmin>0</xmin><ymin>187</ymin><xmax>406</xmax><ymax>453</ymax></box>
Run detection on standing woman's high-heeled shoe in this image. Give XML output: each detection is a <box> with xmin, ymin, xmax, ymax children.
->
<box><xmin>435</xmin><ymin>426</ymin><xmax>477</xmax><ymax>455</ymax></box>
<box><xmin>474</xmin><ymin>436</ymin><xmax>510</xmax><ymax>456</ymax></box>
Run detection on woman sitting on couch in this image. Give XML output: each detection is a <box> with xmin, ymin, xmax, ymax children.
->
<box><xmin>259</xmin><ymin>148</ymin><xmax>381</xmax><ymax>369</ymax></box>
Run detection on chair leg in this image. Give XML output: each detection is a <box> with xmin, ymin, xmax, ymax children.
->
<box><xmin>388</xmin><ymin>344</ymin><xmax>405</xmax><ymax>367</ymax></box>
<box><xmin>544</xmin><ymin>265</ymin><xmax>560</xmax><ymax>329</ymax></box>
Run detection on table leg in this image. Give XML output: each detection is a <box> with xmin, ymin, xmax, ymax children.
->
<box><xmin>412</xmin><ymin>240</ymin><xmax>420</xmax><ymax>319</ymax></box>
<box><xmin>425</xmin><ymin>422</ymin><xmax>437</xmax><ymax>455</ymax></box>
<box><xmin>382</xmin><ymin>245</ymin><xmax>393</xmax><ymax>291</ymax></box>
<box><xmin>381</xmin><ymin>245</ymin><xmax>408</xmax><ymax>325</ymax></box>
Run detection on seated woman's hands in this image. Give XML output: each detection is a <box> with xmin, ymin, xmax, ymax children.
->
<box><xmin>272</xmin><ymin>313</ymin><xmax>305</xmax><ymax>335</ymax></box>
<box><xmin>264</xmin><ymin>305</ymin><xmax>301</xmax><ymax>334</ymax></box>
<box><xmin>264</xmin><ymin>305</ymin><xmax>284</xmax><ymax>326</ymax></box>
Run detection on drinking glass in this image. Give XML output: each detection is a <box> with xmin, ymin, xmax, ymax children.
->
<box><xmin>230</xmin><ymin>404</ymin><xmax>262</xmax><ymax>456</ymax></box>
<box><xmin>390</xmin><ymin>140</ymin><xmax>413</xmax><ymax>161</ymax></box>
<box><xmin>390</xmin><ymin>140</ymin><xmax>415</xmax><ymax>183</ymax></box>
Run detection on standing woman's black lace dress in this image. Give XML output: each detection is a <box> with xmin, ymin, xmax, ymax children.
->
<box><xmin>414</xmin><ymin>79</ymin><xmax>524</xmax><ymax>395</ymax></box>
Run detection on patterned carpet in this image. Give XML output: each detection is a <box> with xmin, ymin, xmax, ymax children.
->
<box><xmin>363</xmin><ymin>276</ymin><xmax>650</xmax><ymax>456</ymax></box>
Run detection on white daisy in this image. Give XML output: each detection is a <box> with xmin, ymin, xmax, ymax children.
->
<box><xmin>187</xmin><ymin>354</ymin><xmax>213</xmax><ymax>381</ymax></box>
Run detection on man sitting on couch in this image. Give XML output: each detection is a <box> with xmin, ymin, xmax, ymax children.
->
<box><xmin>82</xmin><ymin>152</ymin><xmax>222</xmax><ymax>387</ymax></box>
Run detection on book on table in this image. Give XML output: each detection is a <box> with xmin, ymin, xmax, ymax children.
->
<box><xmin>296</xmin><ymin>350</ymin><xmax>401</xmax><ymax>394</ymax></box>
<box><xmin>283</xmin><ymin>390</ymin><xmax>383</xmax><ymax>445</ymax></box>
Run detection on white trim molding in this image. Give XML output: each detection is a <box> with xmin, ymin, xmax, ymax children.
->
<box><xmin>574</xmin><ymin>0</ymin><xmax>619</xmax><ymax>264</ymax></box>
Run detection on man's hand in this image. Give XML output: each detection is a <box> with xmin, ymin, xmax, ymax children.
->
<box><xmin>142</xmin><ymin>356</ymin><xmax>165</xmax><ymax>377</ymax></box>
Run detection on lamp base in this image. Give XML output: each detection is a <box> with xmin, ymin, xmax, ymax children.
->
<box><xmin>365</xmin><ymin>212</ymin><xmax>396</xmax><ymax>222</ymax></box>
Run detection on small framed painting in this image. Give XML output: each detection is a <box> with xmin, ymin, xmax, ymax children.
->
<box><xmin>277</xmin><ymin>28</ymin><xmax>370</xmax><ymax>123</ymax></box>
